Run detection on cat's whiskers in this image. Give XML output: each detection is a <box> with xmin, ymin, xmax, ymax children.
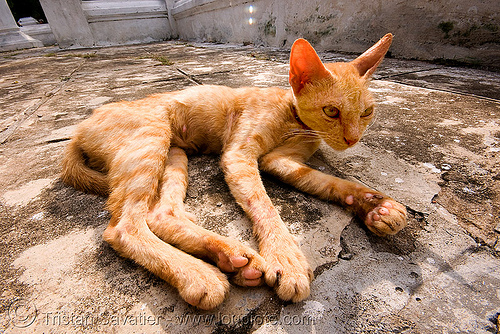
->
<box><xmin>365</xmin><ymin>112</ymin><xmax>378</xmax><ymax>131</ymax></box>
<box><xmin>283</xmin><ymin>128</ymin><xmax>324</xmax><ymax>142</ymax></box>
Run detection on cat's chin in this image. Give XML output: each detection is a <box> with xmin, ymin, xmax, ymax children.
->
<box><xmin>324</xmin><ymin>140</ymin><xmax>352</xmax><ymax>151</ymax></box>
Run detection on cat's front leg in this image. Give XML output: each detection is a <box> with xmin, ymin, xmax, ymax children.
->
<box><xmin>260</xmin><ymin>149</ymin><xmax>407</xmax><ymax>236</ymax></box>
<box><xmin>221</xmin><ymin>150</ymin><xmax>313</xmax><ymax>302</ymax></box>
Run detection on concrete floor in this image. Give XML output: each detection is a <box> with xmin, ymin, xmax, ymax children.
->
<box><xmin>0</xmin><ymin>41</ymin><xmax>499</xmax><ymax>333</ymax></box>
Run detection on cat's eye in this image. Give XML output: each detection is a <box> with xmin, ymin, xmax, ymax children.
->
<box><xmin>361</xmin><ymin>107</ymin><xmax>374</xmax><ymax>117</ymax></box>
<box><xmin>323</xmin><ymin>106</ymin><xmax>340</xmax><ymax>118</ymax></box>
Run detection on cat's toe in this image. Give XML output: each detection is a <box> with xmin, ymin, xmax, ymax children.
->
<box><xmin>272</xmin><ymin>269</ymin><xmax>312</xmax><ymax>302</ymax></box>
<box><xmin>350</xmin><ymin>190</ymin><xmax>407</xmax><ymax>237</ymax></box>
<box><xmin>229</xmin><ymin>255</ymin><xmax>268</xmax><ymax>287</ymax></box>
<box><xmin>213</xmin><ymin>252</ymin><xmax>247</xmax><ymax>272</ymax></box>
<box><xmin>178</xmin><ymin>264</ymin><xmax>230</xmax><ymax>310</ymax></box>
<box><xmin>262</xmin><ymin>242</ymin><xmax>313</xmax><ymax>303</ymax></box>
<box><xmin>231</xmin><ymin>266</ymin><xmax>264</xmax><ymax>287</ymax></box>
<box><xmin>365</xmin><ymin>199</ymin><xmax>407</xmax><ymax>237</ymax></box>
<box><xmin>206</xmin><ymin>241</ymin><xmax>268</xmax><ymax>287</ymax></box>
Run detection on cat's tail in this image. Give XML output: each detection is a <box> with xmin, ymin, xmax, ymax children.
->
<box><xmin>61</xmin><ymin>140</ymin><xmax>109</xmax><ymax>196</ymax></box>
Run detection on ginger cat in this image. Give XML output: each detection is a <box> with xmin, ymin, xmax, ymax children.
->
<box><xmin>61</xmin><ymin>33</ymin><xmax>406</xmax><ymax>310</ymax></box>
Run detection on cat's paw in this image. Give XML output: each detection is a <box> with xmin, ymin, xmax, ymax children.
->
<box><xmin>177</xmin><ymin>260</ymin><xmax>230</xmax><ymax>310</ymax></box>
<box><xmin>205</xmin><ymin>238</ymin><xmax>268</xmax><ymax>287</ymax></box>
<box><xmin>347</xmin><ymin>192</ymin><xmax>407</xmax><ymax>236</ymax></box>
<box><xmin>262</xmin><ymin>237</ymin><xmax>313</xmax><ymax>303</ymax></box>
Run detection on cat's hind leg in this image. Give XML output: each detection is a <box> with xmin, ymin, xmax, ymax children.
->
<box><xmin>104</xmin><ymin>217</ymin><xmax>229</xmax><ymax>309</ymax></box>
<box><xmin>147</xmin><ymin>147</ymin><xmax>269</xmax><ymax>287</ymax></box>
<box><xmin>103</xmin><ymin>130</ymin><xmax>229</xmax><ymax>310</ymax></box>
<box><xmin>221</xmin><ymin>148</ymin><xmax>313</xmax><ymax>303</ymax></box>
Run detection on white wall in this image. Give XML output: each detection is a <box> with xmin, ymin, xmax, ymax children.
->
<box><xmin>38</xmin><ymin>0</ymin><xmax>174</xmax><ymax>48</ymax></box>
<box><xmin>0</xmin><ymin>0</ymin><xmax>43</xmax><ymax>51</ymax></box>
<box><xmin>172</xmin><ymin>0</ymin><xmax>500</xmax><ymax>67</ymax></box>
<box><xmin>5</xmin><ymin>0</ymin><xmax>497</xmax><ymax>68</ymax></box>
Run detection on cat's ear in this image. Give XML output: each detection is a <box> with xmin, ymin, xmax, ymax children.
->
<box><xmin>289</xmin><ymin>38</ymin><xmax>331</xmax><ymax>95</ymax></box>
<box><xmin>351</xmin><ymin>33</ymin><xmax>393</xmax><ymax>79</ymax></box>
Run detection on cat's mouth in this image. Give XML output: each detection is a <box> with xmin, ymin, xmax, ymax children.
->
<box><xmin>323</xmin><ymin>136</ymin><xmax>355</xmax><ymax>151</ymax></box>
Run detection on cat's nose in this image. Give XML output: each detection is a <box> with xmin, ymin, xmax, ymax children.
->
<box><xmin>344</xmin><ymin>137</ymin><xmax>358</xmax><ymax>146</ymax></box>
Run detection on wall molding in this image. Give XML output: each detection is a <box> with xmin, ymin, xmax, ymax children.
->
<box><xmin>82</xmin><ymin>0</ymin><xmax>169</xmax><ymax>23</ymax></box>
<box><xmin>172</xmin><ymin>0</ymin><xmax>254</xmax><ymax>20</ymax></box>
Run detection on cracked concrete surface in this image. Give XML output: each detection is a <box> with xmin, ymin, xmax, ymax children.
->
<box><xmin>0</xmin><ymin>42</ymin><xmax>499</xmax><ymax>333</ymax></box>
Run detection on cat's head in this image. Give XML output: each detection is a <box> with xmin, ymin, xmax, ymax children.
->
<box><xmin>289</xmin><ymin>34</ymin><xmax>393</xmax><ymax>150</ymax></box>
